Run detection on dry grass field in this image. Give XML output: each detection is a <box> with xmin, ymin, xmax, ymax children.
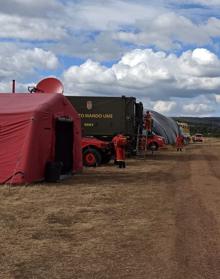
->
<box><xmin>1</xmin><ymin>138</ymin><xmax>220</xmax><ymax>279</ymax></box>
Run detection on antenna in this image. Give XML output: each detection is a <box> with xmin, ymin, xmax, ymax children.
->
<box><xmin>12</xmin><ymin>80</ymin><xmax>16</xmax><ymax>93</ymax></box>
<box><xmin>34</xmin><ymin>77</ymin><xmax>64</xmax><ymax>94</ymax></box>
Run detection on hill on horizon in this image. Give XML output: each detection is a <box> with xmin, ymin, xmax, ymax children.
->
<box><xmin>172</xmin><ymin>117</ymin><xmax>220</xmax><ymax>137</ymax></box>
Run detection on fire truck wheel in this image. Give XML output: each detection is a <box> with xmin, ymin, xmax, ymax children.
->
<box><xmin>148</xmin><ymin>142</ymin><xmax>158</xmax><ymax>151</ymax></box>
<box><xmin>83</xmin><ymin>148</ymin><xmax>102</xmax><ymax>167</ymax></box>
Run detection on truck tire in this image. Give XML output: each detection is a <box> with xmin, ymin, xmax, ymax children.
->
<box><xmin>148</xmin><ymin>142</ymin><xmax>158</xmax><ymax>151</ymax></box>
<box><xmin>83</xmin><ymin>148</ymin><xmax>102</xmax><ymax>167</ymax></box>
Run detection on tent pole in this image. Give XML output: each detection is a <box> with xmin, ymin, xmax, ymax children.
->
<box><xmin>12</xmin><ymin>80</ymin><xmax>16</xmax><ymax>93</ymax></box>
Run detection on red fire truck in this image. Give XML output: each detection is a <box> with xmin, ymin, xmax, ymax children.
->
<box><xmin>147</xmin><ymin>134</ymin><xmax>165</xmax><ymax>151</ymax></box>
<box><xmin>81</xmin><ymin>137</ymin><xmax>113</xmax><ymax>167</ymax></box>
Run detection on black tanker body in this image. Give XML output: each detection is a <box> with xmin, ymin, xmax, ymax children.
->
<box><xmin>67</xmin><ymin>96</ymin><xmax>143</xmax><ymax>152</ymax></box>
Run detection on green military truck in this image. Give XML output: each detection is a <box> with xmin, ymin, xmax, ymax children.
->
<box><xmin>66</xmin><ymin>96</ymin><xmax>144</xmax><ymax>147</ymax></box>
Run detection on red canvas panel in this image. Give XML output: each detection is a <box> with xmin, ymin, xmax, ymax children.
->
<box><xmin>0</xmin><ymin>93</ymin><xmax>82</xmax><ymax>184</ymax></box>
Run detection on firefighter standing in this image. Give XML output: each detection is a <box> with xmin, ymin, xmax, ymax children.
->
<box><xmin>112</xmin><ymin>133</ymin><xmax>127</xmax><ymax>168</ymax></box>
<box><xmin>176</xmin><ymin>134</ymin><xmax>184</xmax><ymax>151</ymax></box>
<box><xmin>144</xmin><ymin>111</ymin><xmax>153</xmax><ymax>136</ymax></box>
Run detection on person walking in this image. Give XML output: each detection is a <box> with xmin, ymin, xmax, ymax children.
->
<box><xmin>176</xmin><ymin>134</ymin><xmax>184</xmax><ymax>151</ymax></box>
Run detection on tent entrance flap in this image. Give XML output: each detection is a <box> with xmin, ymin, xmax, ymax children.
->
<box><xmin>55</xmin><ymin>118</ymin><xmax>73</xmax><ymax>174</ymax></box>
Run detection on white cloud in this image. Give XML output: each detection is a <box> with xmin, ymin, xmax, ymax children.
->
<box><xmin>183</xmin><ymin>103</ymin><xmax>214</xmax><ymax>114</ymax></box>
<box><xmin>149</xmin><ymin>94</ymin><xmax>218</xmax><ymax>116</ymax></box>
<box><xmin>215</xmin><ymin>94</ymin><xmax>220</xmax><ymax>104</ymax></box>
<box><xmin>0</xmin><ymin>0</ymin><xmax>220</xmax><ymax>116</ymax></box>
<box><xmin>0</xmin><ymin>13</ymin><xmax>66</xmax><ymax>40</ymax></box>
<box><xmin>65</xmin><ymin>1</ymin><xmax>162</xmax><ymax>32</ymax></box>
<box><xmin>0</xmin><ymin>45</ymin><xmax>58</xmax><ymax>81</ymax></box>
<box><xmin>191</xmin><ymin>48</ymin><xmax>218</xmax><ymax>65</ymax></box>
<box><xmin>153</xmin><ymin>100</ymin><xmax>177</xmax><ymax>113</ymax></box>
<box><xmin>63</xmin><ymin>47</ymin><xmax>220</xmax><ymax>95</ymax></box>
<box><xmin>113</xmin><ymin>11</ymin><xmax>220</xmax><ymax>50</ymax></box>
<box><xmin>0</xmin><ymin>0</ymin><xmax>219</xmax><ymax>59</ymax></box>
<box><xmin>0</xmin><ymin>81</ymin><xmax>30</xmax><ymax>93</ymax></box>
<box><xmin>64</xmin><ymin>49</ymin><xmax>220</xmax><ymax>99</ymax></box>
<box><xmin>15</xmin><ymin>48</ymin><xmax>59</xmax><ymax>70</ymax></box>
<box><xmin>63</xmin><ymin>47</ymin><xmax>220</xmax><ymax>115</ymax></box>
<box><xmin>64</xmin><ymin>60</ymin><xmax>115</xmax><ymax>85</ymax></box>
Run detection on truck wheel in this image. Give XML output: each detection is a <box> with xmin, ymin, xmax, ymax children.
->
<box><xmin>148</xmin><ymin>142</ymin><xmax>158</xmax><ymax>151</ymax></box>
<box><xmin>83</xmin><ymin>148</ymin><xmax>102</xmax><ymax>167</ymax></box>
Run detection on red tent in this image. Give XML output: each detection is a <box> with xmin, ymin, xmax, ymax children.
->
<box><xmin>0</xmin><ymin>93</ymin><xmax>82</xmax><ymax>185</ymax></box>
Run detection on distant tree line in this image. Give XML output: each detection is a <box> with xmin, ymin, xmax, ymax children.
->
<box><xmin>172</xmin><ymin>117</ymin><xmax>220</xmax><ymax>137</ymax></box>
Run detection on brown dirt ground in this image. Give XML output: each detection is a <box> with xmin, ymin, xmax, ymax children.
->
<box><xmin>1</xmin><ymin>138</ymin><xmax>220</xmax><ymax>279</ymax></box>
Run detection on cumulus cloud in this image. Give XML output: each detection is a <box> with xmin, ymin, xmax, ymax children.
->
<box><xmin>191</xmin><ymin>48</ymin><xmax>218</xmax><ymax>65</ymax></box>
<box><xmin>52</xmin><ymin>4</ymin><xmax>220</xmax><ymax>59</ymax></box>
<box><xmin>63</xmin><ymin>47</ymin><xmax>220</xmax><ymax>95</ymax></box>
<box><xmin>64</xmin><ymin>60</ymin><xmax>115</xmax><ymax>85</ymax></box>
<box><xmin>153</xmin><ymin>100</ymin><xmax>177</xmax><ymax>114</ymax></box>
<box><xmin>15</xmin><ymin>48</ymin><xmax>59</xmax><ymax>70</ymax></box>
<box><xmin>64</xmin><ymin>1</ymin><xmax>162</xmax><ymax>32</ymax></box>
<box><xmin>0</xmin><ymin>45</ymin><xmax>59</xmax><ymax>81</ymax></box>
<box><xmin>0</xmin><ymin>0</ymin><xmax>220</xmax><ymax>60</ymax></box>
<box><xmin>114</xmin><ymin>12</ymin><xmax>220</xmax><ymax>50</ymax></box>
<box><xmin>1</xmin><ymin>0</ymin><xmax>220</xmax><ymax>116</ymax></box>
<box><xmin>0</xmin><ymin>13</ymin><xmax>66</xmax><ymax>40</ymax></box>
<box><xmin>183</xmin><ymin>103</ymin><xmax>214</xmax><ymax>114</ymax></box>
<box><xmin>63</xmin><ymin>47</ymin><xmax>220</xmax><ymax>115</ymax></box>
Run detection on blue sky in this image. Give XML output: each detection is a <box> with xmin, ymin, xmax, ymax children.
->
<box><xmin>1</xmin><ymin>0</ymin><xmax>220</xmax><ymax>116</ymax></box>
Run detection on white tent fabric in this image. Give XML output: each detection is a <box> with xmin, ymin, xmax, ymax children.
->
<box><xmin>148</xmin><ymin>110</ymin><xmax>180</xmax><ymax>144</ymax></box>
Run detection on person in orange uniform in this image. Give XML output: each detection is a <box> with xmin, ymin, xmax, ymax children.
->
<box><xmin>112</xmin><ymin>133</ymin><xmax>127</xmax><ymax>168</ymax></box>
<box><xmin>144</xmin><ymin>111</ymin><xmax>153</xmax><ymax>136</ymax></box>
<box><xmin>176</xmin><ymin>134</ymin><xmax>184</xmax><ymax>151</ymax></box>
